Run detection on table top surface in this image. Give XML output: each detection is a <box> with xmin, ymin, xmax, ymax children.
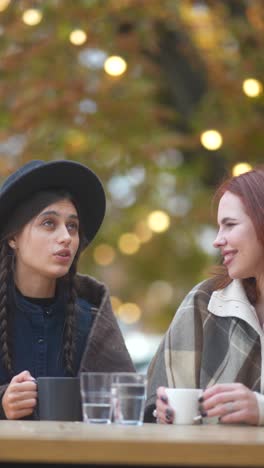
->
<box><xmin>1</xmin><ymin>420</ymin><xmax>264</xmax><ymax>466</ymax></box>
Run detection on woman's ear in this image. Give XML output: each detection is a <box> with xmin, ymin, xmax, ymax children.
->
<box><xmin>8</xmin><ymin>238</ymin><xmax>16</xmax><ymax>250</ymax></box>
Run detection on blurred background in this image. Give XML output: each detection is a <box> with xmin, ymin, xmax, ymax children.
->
<box><xmin>0</xmin><ymin>0</ymin><xmax>263</xmax><ymax>371</ymax></box>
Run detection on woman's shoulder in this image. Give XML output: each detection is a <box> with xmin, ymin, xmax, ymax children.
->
<box><xmin>75</xmin><ymin>272</ymin><xmax>107</xmax><ymax>290</ymax></box>
<box><xmin>172</xmin><ymin>278</ymin><xmax>216</xmax><ymax>323</ymax></box>
<box><xmin>74</xmin><ymin>273</ymin><xmax>109</xmax><ymax>308</ymax></box>
<box><xmin>184</xmin><ymin>277</ymin><xmax>216</xmax><ymax>302</ymax></box>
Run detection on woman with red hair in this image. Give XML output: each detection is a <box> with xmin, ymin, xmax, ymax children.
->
<box><xmin>145</xmin><ymin>166</ymin><xmax>264</xmax><ymax>426</ymax></box>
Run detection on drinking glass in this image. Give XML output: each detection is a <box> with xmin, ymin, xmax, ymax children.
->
<box><xmin>80</xmin><ymin>372</ymin><xmax>113</xmax><ymax>424</ymax></box>
<box><xmin>111</xmin><ymin>373</ymin><xmax>147</xmax><ymax>426</ymax></box>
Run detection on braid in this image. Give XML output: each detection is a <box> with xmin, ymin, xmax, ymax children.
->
<box><xmin>63</xmin><ymin>259</ymin><xmax>78</xmax><ymax>375</ymax></box>
<box><xmin>0</xmin><ymin>242</ymin><xmax>13</xmax><ymax>376</ymax></box>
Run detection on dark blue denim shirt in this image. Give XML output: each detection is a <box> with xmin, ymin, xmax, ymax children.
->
<box><xmin>0</xmin><ymin>288</ymin><xmax>94</xmax><ymax>385</ymax></box>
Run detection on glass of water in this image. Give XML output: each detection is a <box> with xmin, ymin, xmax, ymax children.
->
<box><xmin>80</xmin><ymin>372</ymin><xmax>113</xmax><ymax>424</ymax></box>
<box><xmin>111</xmin><ymin>373</ymin><xmax>147</xmax><ymax>426</ymax></box>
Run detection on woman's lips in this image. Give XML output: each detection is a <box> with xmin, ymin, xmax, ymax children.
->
<box><xmin>54</xmin><ymin>249</ymin><xmax>71</xmax><ymax>263</ymax></box>
<box><xmin>223</xmin><ymin>251</ymin><xmax>237</xmax><ymax>266</ymax></box>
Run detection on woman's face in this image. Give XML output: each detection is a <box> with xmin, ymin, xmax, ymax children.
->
<box><xmin>213</xmin><ymin>191</ymin><xmax>264</xmax><ymax>281</ymax></box>
<box><xmin>8</xmin><ymin>199</ymin><xmax>80</xmax><ymax>295</ymax></box>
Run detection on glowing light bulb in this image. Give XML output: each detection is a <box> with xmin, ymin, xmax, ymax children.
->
<box><xmin>200</xmin><ymin>129</ymin><xmax>223</xmax><ymax>151</ymax></box>
<box><xmin>69</xmin><ymin>29</ymin><xmax>87</xmax><ymax>45</ymax></box>
<box><xmin>104</xmin><ymin>55</ymin><xmax>127</xmax><ymax>76</ymax></box>
<box><xmin>22</xmin><ymin>9</ymin><xmax>43</xmax><ymax>26</ymax></box>
<box><xmin>232</xmin><ymin>162</ymin><xmax>253</xmax><ymax>177</ymax></box>
<box><xmin>242</xmin><ymin>78</ymin><xmax>263</xmax><ymax>97</ymax></box>
<box><xmin>147</xmin><ymin>211</ymin><xmax>170</xmax><ymax>233</ymax></box>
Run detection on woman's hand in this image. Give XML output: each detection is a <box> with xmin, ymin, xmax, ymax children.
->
<box><xmin>200</xmin><ymin>383</ymin><xmax>259</xmax><ymax>425</ymax></box>
<box><xmin>155</xmin><ymin>386</ymin><xmax>174</xmax><ymax>424</ymax></box>
<box><xmin>2</xmin><ymin>370</ymin><xmax>37</xmax><ymax>420</ymax></box>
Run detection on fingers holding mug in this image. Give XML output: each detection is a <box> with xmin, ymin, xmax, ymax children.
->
<box><xmin>201</xmin><ymin>383</ymin><xmax>259</xmax><ymax>425</ymax></box>
<box><xmin>155</xmin><ymin>386</ymin><xmax>174</xmax><ymax>424</ymax></box>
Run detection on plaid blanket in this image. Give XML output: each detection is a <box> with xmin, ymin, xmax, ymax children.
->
<box><xmin>145</xmin><ymin>278</ymin><xmax>261</xmax><ymax>422</ymax></box>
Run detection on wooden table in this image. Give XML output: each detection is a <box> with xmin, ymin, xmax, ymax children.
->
<box><xmin>1</xmin><ymin>421</ymin><xmax>264</xmax><ymax>467</ymax></box>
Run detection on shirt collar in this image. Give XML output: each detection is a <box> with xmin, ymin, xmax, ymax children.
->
<box><xmin>13</xmin><ymin>286</ymin><xmax>65</xmax><ymax>318</ymax></box>
<box><xmin>208</xmin><ymin>279</ymin><xmax>261</xmax><ymax>333</ymax></box>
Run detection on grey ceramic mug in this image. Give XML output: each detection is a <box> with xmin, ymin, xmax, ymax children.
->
<box><xmin>36</xmin><ymin>376</ymin><xmax>82</xmax><ymax>421</ymax></box>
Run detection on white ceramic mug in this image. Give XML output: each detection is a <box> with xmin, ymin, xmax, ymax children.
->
<box><xmin>165</xmin><ymin>388</ymin><xmax>202</xmax><ymax>425</ymax></box>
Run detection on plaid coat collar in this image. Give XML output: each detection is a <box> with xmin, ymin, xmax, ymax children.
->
<box><xmin>208</xmin><ymin>279</ymin><xmax>261</xmax><ymax>335</ymax></box>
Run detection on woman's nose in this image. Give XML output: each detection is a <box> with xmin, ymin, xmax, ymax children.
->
<box><xmin>213</xmin><ymin>231</ymin><xmax>226</xmax><ymax>249</ymax></box>
<box><xmin>58</xmin><ymin>226</ymin><xmax>71</xmax><ymax>244</ymax></box>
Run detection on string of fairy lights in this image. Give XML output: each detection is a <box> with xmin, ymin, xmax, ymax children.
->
<box><xmin>1</xmin><ymin>0</ymin><xmax>263</xmax><ymax>326</ymax></box>
<box><xmin>2</xmin><ymin>1</ymin><xmax>261</xmax><ymax>161</ymax></box>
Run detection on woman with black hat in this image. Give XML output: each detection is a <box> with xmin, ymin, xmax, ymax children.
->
<box><xmin>0</xmin><ymin>159</ymin><xmax>135</xmax><ymax>420</ymax></box>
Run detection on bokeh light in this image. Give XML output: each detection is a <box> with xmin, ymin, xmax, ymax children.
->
<box><xmin>0</xmin><ymin>0</ymin><xmax>10</xmax><ymax>12</ymax></box>
<box><xmin>22</xmin><ymin>9</ymin><xmax>43</xmax><ymax>26</ymax></box>
<box><xmin>232</xmin><ymin>162</ymin><xmax>253</xmax><ymax>176</ymax></box>
<box><xmin>69</xmin><ymin>29</ymin><xmax>87</xmax><ymax>45</ymax></box>
<box><xmin>117</xmin><ymin>302</ymin><xmax>142</xmax><ymax>324</ymax></box>
<box><xmin>118</xmin><ymin>233</ymin><xmax>140</xmax><ymax>255</ymax></box>
<box><xmin>93</xmin><ymin>244</ymin><xmax>115</xmax><ymax>266</ymax></box>
<box><xmin>200</xmin><ymin>129</ymin><xmax>223</xmax><ymax>150</ymax></box>
<box><xmin>134</xmin><ymin>221</ymin><xmax>153</xmax><ymax>243</ymax></box>
<box><xmin>147</xmin><ymin>211</ymin><xmax>170</xmax><ymax>233</ymax></box>
<box><xmin>242</xmin><ymin>78</ymin><xmax>263</xmax><ymax>97</ymax></box>
<box><xmin>110</xmin><ymin>296</ymin><xmax>122</xmax><ymax>315</ymax></box>
<box><xmin>104</xmin><ymin>55</ymin><xmax>127</xmax><ymax>76</ymax></box>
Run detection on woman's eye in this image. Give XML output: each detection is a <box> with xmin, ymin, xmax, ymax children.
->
<box><xmin>42</xmin><ymin>219</ymin><xmax>54</xmax><ymax>228</ymax></box>
<box><xmin>67</xmin><ymin>223</ymin><xmax>78</xmax><ymax>232</ymax></box>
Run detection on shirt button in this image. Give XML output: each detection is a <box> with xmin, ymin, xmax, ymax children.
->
<box><xmin>45</xmin><ymin>309</ymin><xmax>51</xmax><ymax>315</ymax></box>
<box><xmin>38</xmin><ymin>338</ymin><xmax>44</xmax><ymax>344</ymax></box>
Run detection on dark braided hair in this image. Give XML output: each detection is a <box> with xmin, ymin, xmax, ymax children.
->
<box><xmin>59</xmin><ymin>256</ymin><xmax>79</xmax><ymax>376</ymax></box>
<box><xmin>0</xmin><ymin>190</ymin><xmax>84</xmax><ymax>377</ymax></box>
<box><xmin>0</xmin><ymin>242</ymin><xmax>13</xmax><ymax>375</ymax></box>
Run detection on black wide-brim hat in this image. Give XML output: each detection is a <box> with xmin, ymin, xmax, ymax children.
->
<box><xmin>0</xmin><ymin>159</ymin><xmax>106</xmax><ymax>246</ymax></box>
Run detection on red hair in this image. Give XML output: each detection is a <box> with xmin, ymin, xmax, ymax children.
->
<box><xmin>211</xmin><ymin>166</ymin><xmax>264</xmax><ymax>303</ymax></box>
